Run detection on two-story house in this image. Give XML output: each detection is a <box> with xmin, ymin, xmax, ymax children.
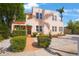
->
<box><xmin>11</xmin><ymin>7</ymin><xmax>64</xmax><ymax>35</ymax></box>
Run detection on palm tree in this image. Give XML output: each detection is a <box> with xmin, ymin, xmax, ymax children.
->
<box><xmin>56</xmin><ymin>7</ymin><xmax>64</xmax><ymax>21</ymax></box>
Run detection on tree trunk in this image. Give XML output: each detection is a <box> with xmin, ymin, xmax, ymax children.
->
<box><xmin>61</xmin><ymin>14</ymin><xmax>63</xmax><ymax>21</ymax></box>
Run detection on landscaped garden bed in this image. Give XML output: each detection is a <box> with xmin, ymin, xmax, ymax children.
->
<box><xmin>11</xmin><ymin>30</ymin><xmax>26</xmax><ymax>37</ymax></box>
<box><xmin>9</xmin><ymin>36</ymin><xmax>26</xmax><ymax>52</ymax></box>
<box><xmin>37</xmin><ymin>34</ymin><xmax>51</xmax><ymax>48</ymax></box>
<box><xmin>32</xmin><ymin>32</ymin><xmax>38</xmax><ymax>37</ymax></box>
<box><xmin>9</xmin><ymin>26</ymin><xmax>26</xmax><ymax>52</ymax></box>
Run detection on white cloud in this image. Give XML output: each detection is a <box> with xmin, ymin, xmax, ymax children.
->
<box><xmin>24</xmin><ymin>3</ymin><xmax>39</xmax><ymax>13</ymax></box>
<box><xmin>64</xmin><ymin>9</ymin><xmax>79</xmax><ymax>13</ymax></box>
<box><xmin>63</xmin><ymin>9</ymin><xmax>79</xmax><ymax>17</ymax></box>
<box><xmin>24</xmin><ymin>3</ymin><xmax>39</xmax><ymax>10</ymax></box>
<box><xmin>63</xmin><ymin>13</ymin><xmax>69</xmax><ymax>15</ymax></box>
<box><xmin>75</xmin><ymin>18</ymin><xmax>79</xmax><ymax>21</ymax></box>
<box><xmin>75</xmin><ymin>9</ymin><xmax>79</xmax><ymax>13</ymax></box>
<box><xmin>64</xmin><ymin>9</ymin><xmax>72</xmax><ymax>13</ymax></box>
<box><xmin>27</xmin><ymin>3</ymin><xmax>39</xmax><ymax>7</ymax></box>
<box><xmin>63</xmin><ymin>13</ymin><xmax>79</xmax><ymax>17</ymax></box>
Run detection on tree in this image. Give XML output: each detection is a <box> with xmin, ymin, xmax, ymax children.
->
<box><xmin>0</xmin><ymin>3</ymin><xmax>25</xmax><ymax>28</ymax></box>
<box><xmin>67</xmin><ymin>20</ymin><xmax>74</xmax><ymax>29</ymax></box>
<box><xmin>67</xmin><ymin>20</ymin><xmax>79</xmax><ymax>34</ymax></box>
<box><xmin>74</xmin><ymin>21</ymin><xmax>79</xmax><ymax>34</ymax></box>
<box><xmin>56</xmin><ymin>7</ymin><xmax>64</xmax><ymax>21</ymax></box>
<box><xmin>0</xmin><ymin>3</ymin><xmax>25</xmax><ymax>38</ymax></box>
<box><xmin>67</xmin><ymin>20</ymin><xmax>75</xmax><ymax>34</ymax></box>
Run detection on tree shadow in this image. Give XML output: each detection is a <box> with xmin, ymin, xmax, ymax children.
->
<box><xmin>0</xmin><ymin>47</ymin><xmax>10</xmax><ymax>54</ymax></box>
<box><xmin>32</xmin><ymin>38</ymin><xmax>78</xmax><ymax>56</ymax></box>
<box><xmin>32</xmin><ymin>42</ymin><xmax>62</xmax><ymax>56</ymax></box>
<box><xmin>32</xmin><ymin>42</ymin><xmax>42</xmax><ymax>48</ymax></box>
<box><xmin>44</xmin><ymin>48</ymin><xmax>62</xmax><ymax>56</ymax></box>
<box><xmin>49</xmin><ymin>47</ymin><xmax>78</xmax><ymax>55</ymax></box>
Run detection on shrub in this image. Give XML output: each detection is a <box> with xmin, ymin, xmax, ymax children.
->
<box><xmin>1</xmin><ymin>32</ymin><xmax>9</xmax><ymax>39</ymax></box>
<box><xmin>37</xmin><ymin>34</ymin><xmax>51</xmax><ymax>48</ymax></box>
<box><xmin>0</xmin><ymin>34</ymin><xmax>4</xmax><ymax>42</ymax></box>
<box><xmin>49</xmin><ymin>33</ymin><xmax>52</xmax><ymax>39</ymax></box>
<box><xmin>52</xmin><ymin>35</ymin><xmax>58</xmax><ymax>38</ymax></box>
<box><xmin>10</xmin><ymin>36</ymin><xmax>26</xmax><ymax>52</ymax></box>
<box><xmin>11</xmin><ymin>30</ymin><xmax>26</xmax><ymax>37</ymax></box>
<box><xmin>32</xmin><ymin>32</ymin><xmax>38</xmax><ymax>37</ymax></box>
<box><xmin>0</xmin><ymin>23</ymin><xmax>9</xmax><ymax>39</ymax></box>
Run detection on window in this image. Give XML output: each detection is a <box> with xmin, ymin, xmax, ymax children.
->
<box><xmin>36</xmin><ymin>13</ymin><xmax>43</xmax><ymax>19</ymax></box>
<box><xmin>52</xmin><ymin>26</ymin><xmax>57</xmax><ymax>32</ymax></box>
<box><xmin>55</xmin><ymin>26</ymin><xmax>57</xmax><ymax>31</ymax></box>
<box><xmin>52</xmin><ymin>26</ymin><xmax>54</xmax><ymax>31</ymax></box>
<box><xmin>52</xmin><ymin>15</ymin><xmax>57</xmax><ymax>21</ymax></box>
<box><xmin>55</xmin><ymin>16</ymin><xmax>57</xmax><ymax>21</ymax></box>
<box><xmin>36</xmin><ymin>26</ymin><xmax>39</xmax><ymax>31</ymax></box>
<box><xmin>52</xmin><ymin>16</ymin><xmax>54</xmax><ymax>20</ymax></box>
<box><xmin>40</xmin><ymin>13</ymin><xmax>43</xmax><ymax>19</ymax></box>
<box><xmin>36</xmin><ymin>13</ymin><xmax>39</xmax><ymax>19</ymax></box>
<box><xmin>40</xmin><ymin>26</ymin><xmax>42</xmax><ymax>32</ymax></box>
<box><xmin>36</xmin><ymin>26</ymin><xmax>43</xmax><ymax>32</ymax></box>
<box><xmin>59</xmin><ymin>27</ymin><xmax>63</xmax><ymax>32</ymax></box>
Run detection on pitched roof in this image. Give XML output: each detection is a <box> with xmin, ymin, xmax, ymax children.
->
<box><xmin>14</xmin><ymin>21</ymin><xmax>25</xmax><ymax>24</ymax></box>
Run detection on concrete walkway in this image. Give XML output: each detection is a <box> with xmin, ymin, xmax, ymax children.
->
<box><xmin>24</xmin><ymin>35</ymin><xmax>40</xmax><ymax>52</ymax></box>
<box><xmin>0</xmin><ymin>39</ymin><xmax>11</xmax><ymax>49</ymax></box>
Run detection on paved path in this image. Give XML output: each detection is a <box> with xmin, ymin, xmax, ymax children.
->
<box><xmin>24</xmin><ymin>35</ymin><xmax>40</xmax><ymax>52</ymax></box>
<box><xmin>0</xmin><ymin>39</ymin><xmax>11</xmax><ymax>49</ymax></box>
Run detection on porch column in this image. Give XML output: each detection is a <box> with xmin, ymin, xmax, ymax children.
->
<box><xmin>11</xmin><ymin>24</ymin><xmax>14</xmax><ymax>33</ymax></box>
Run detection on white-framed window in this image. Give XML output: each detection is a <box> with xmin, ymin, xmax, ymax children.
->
<box><xmin>52</xmin><ymin>15</ymin><xmax>54</xmax><ymax>20</ymax></box>
<box><xmin>52</xmin><ymin>26</ymin><xmax>54</xmax><ymax>31</ymax></box>
<box><xmin>52</xmin><ymin>15</ymin><xmax>57</xmax><ymax>21</ymax></box>
<box><xmin>40</xmin><ymin>13</ymin><xmax>43</xmax><ymax>19</ymax></box>
<box><xmin>36</xmin><ymin>26</ymin><xmax>43</xmax><ymax>32</ymax></box>
<box><xmin>36</xmin><ymin>13</ymin><xmax>43</xmax><ymax>19</ymax></box>
<box><xmin>36</xmin><ymin>13</ymin><xmax>39</xmax><ymax>19</ymax></box>
<box><xmin>55</xmin><ymin>15</ymin><xmax>57</xmax><ymax>21</ymax></box>
<box><xmin>55</xmin><ymin>26</ymin><xmax>57</xmax><ymax>31</ymax></box>
<box><xmin>52</xmin><ymin>26</ymin><xmax>57</xmax><ymax>32</ymax></box>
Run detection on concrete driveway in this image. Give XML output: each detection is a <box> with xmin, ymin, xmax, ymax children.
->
<box><xmin>49</xmin><ymin>34</ymin><xmax>79</xmax><ymax>56</ymax></box>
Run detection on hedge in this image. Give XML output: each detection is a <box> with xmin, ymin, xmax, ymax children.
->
<box><xmin>32</xmin><ymin>32</ymin><xmax>38</xmax><ymax>37</ymax></box>
<box><xmin>0</xmin><ymin>34</ymin><xmax>4</xmax><ymax>42</ymax></box>
<box><xmin>37</xmin><ymin>34</ymin><xmax>51</xmax><ymax>48</ymax></box>
<box><xmin>10</xmin><ymin>36</ymin><xmax>26</xmax><ymax>52</ymax></box>
<box><xmin>11</xmin><ymin>30</ymin><xmax>26</xmax><ymax>37</ymax></box>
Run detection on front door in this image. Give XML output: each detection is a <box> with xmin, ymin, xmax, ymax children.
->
<box><xmin>26</xmin><ymin>26</ymin><xmax>32</xmax><ymax>35</ymax></box>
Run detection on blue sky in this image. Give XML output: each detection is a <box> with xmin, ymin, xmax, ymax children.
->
<box><xmin>24</xmin><ymin>3</ymin><xmax>79</xmax><ymax>26</ymax></box>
